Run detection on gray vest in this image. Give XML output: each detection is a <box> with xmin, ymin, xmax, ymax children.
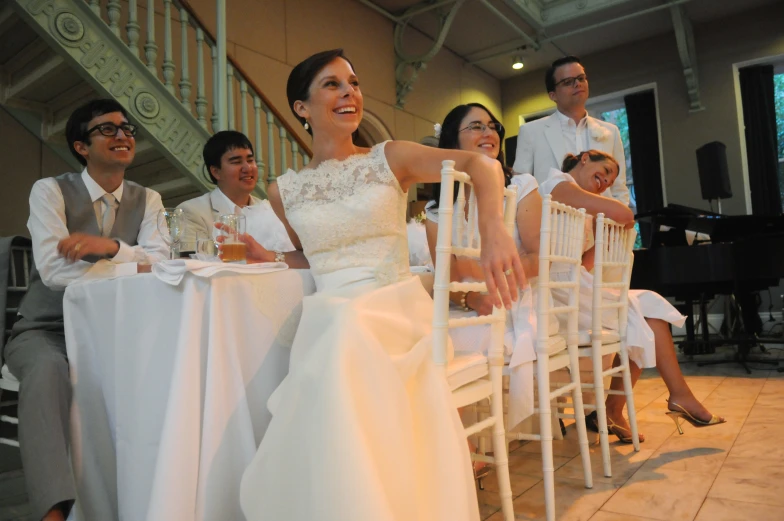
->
<box><xmin>15</xmin><ymin>173</ymin><xmax>147</xmax><ymax>331</ymax></box>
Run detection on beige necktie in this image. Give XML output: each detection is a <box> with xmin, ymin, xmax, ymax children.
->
<box><xmin>100</xmin><ymin>193</ymin><xmax>119</xmax><ymax>237</ymax></box>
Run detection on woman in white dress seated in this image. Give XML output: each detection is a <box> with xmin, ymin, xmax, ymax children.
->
<box><xmin>237</xmin><ymin>49</ymin><xmax>525</xmax><ymax>521</ymax></box>
<box><xmin>423</xmin><ymin>103</ymin><xmax>545</xmax><ymax>462</ymax></box>
<box><xmin>541</xmin><ymin>150</ymin><xmax>725</xmax><ymax>442</ymax></box>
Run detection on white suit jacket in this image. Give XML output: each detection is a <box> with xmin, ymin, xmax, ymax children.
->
<box><xmin>176</xmin><ymin>188</ymin><xmax>295</xmax><ymax>252</ymax></box>
<box><xmin>512</xmin><ymin>113</ymin><xmax>630</xmax><ymax>206</ymax></box>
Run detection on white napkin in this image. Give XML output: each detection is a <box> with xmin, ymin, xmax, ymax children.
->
<box><xmin>152</xmin><ymin>259</ymin><xmax>288</xmax><ymax>286</ymax></box>
<box><xmin>73</xmin><ymin>260</ymin><xmax>138</xmax><ymax>284</ymax></box>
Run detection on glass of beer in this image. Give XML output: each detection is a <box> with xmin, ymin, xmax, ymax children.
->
<box><xmin>218</xmin><ymin>214</ymin><xmax>247</xmax><ymax>264</ymax></box>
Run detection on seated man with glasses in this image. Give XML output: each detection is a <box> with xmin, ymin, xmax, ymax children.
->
<box><xmin>512</xmin><ymin>55</ymin><xmax>630</xmax><ymax>205</ymax></box>
<box><xmin>2</xmin><ymin>99</ymin><xmax>168</xmax><ymax>521</ymax></box>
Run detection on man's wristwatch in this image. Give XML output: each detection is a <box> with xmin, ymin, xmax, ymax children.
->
<box><xmin>273</xmin><ymin>251</ymin><xmax>286</xmax><ymax>263</ymax></box>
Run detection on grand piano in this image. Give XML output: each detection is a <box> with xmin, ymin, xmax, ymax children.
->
<box><xmin>630</xmin><ymin>204</ymin><xmax>784</xmax><ymax>371</ymax></box>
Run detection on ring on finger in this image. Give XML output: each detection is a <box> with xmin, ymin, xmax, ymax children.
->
<box><xmin>504</xmin><ymin>268</ymin><xmax>513</xmax><ymax>276</ymax></box>
<box><xmin>74</xmin><ymin>243</ymin><xmax>83</xmax><ymax>252</ymax></box>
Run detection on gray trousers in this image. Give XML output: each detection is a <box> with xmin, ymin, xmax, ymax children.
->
<box><xmin>3</xmin><ymin>326</ymin><xmax>75</xmax><ymax>521</ymax></box>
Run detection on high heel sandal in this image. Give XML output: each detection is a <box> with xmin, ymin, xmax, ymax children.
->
<box><xmin>606</xmin><ymin>418</ymin><xmax>638</xmax><ymax>444</ymax></box>
<box><xmin>666</xmin><ymin>400</ymin><xmax>726</xmax><ymax>435</ymax></box>
<box><xmin>473</xmin><ymin>463</ymin><xmax>492</xmax><ymax>490</ymax></box>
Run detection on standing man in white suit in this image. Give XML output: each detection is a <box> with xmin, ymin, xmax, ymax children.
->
<box><xmin>513</xmin><ymin>56</ymin><xmax>630</xmax><ymax>206</ymax></box>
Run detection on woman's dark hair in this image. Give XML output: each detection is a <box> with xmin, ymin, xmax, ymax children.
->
<box><xmin>65</xmin><ymin>99</ymin><xmax>130</xmax><ymax>166</ymax></box>
<box><xmin>431</xmin><ymin>103</ymin><xmax>512</xmax><ymax>208</ymax></box>
<box><xmin>286</xmin><ymin>49</ymin><xmax>355</xmax><ymax>136</ymax></box>
<box><xmin>561</xmin><ymin>149</ymin><xmax>620</xmax><ymax>175</ymax></box>
<box><xmin>202</xmin><ymin>130</ymin><xmax>254</xmax><ymax>184</ymax></box>
<box><xmin>545</xmin><ymin>55</ymin><xmax>582</xmax><ymax>93</ymax></box>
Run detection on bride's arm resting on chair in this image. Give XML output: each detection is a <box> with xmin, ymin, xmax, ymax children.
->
<box><xmin>386</xmin><ymin>140</ymin><xmax>525</xmax><ymax>309</ymax></box>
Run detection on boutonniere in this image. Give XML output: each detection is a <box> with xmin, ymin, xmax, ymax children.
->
<box><xmin>589</xmin><ymin>122</ymin><xmax>610</xmax><ymax>143</ymax></box>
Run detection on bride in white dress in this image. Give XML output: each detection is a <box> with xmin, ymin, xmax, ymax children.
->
<box><xmin>238</xmin><ymin>49</ymin><xmax>525</xmax><ymax>521</ymax></box>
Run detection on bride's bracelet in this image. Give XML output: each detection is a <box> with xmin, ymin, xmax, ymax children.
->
<box><xmin>460</xmin><ymin>291</ymin><xmax>474</xmax><ymax>311</ymax></box>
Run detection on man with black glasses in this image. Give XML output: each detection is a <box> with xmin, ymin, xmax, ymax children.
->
<box><xmin>513</xmin><ymin>56</ymin><xmax>630</xmax><ymax>205</ymax></box>
<box><xmin>2</xmin><ymin>99</ymin><xmax>167</xmax><ymax>521</ymax></box>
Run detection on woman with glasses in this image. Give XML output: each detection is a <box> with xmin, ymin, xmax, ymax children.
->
<box><xmin>423</xmin><ymin>103</ymin><xmax>546</xmax><ymax>474</ymax></box>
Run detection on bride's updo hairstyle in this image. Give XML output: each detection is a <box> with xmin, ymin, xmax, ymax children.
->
<box><xmin>561</xmin><ymin>149</ymin><xmax>619</xmax><ymax>173</ymax></box>
<box><xmin>286</xmin><ymin>49</ymin><xmax>355</xmax><ymax>136</ymax></box>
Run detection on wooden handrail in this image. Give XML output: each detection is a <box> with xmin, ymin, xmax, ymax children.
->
<box><xmin>177</xmin><ymin>0</ymin><xmax>312</xmax><ymax>157</ymax></box>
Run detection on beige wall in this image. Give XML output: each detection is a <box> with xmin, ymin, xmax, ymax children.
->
<box><xmin>185</xmin><ymin>0</ymin><xmax>502</xmax><ymax>145</ymax></box>
<box><xmin>0</xmin><ymin>107</ymin><xmax>72</xmax><ymax>237</ymax></box>
<box><xmin>501</xmin><ymin>3</ymin><xmax>784</xmax><ymax>215</ymax></box>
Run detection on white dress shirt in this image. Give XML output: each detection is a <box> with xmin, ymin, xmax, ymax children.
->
<box><xmin>28</xmin><ymin>169</ymin><xmax>169</xmax><ymax>289</ymax></box>
<box><xmin>210</xmin><ymin>188</ymin><xmax>296</xmax><ymax>252</ymax></box>
<box><xmin>555</xmin><ymin>109</ymin><xmax>589</xmax><ymax>154</ymax></box>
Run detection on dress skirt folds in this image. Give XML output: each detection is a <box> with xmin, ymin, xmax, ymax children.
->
<box><xmin>240</xmin><ymin>268</ymin><xmax>479</xmax><ymax>521</ymax></box>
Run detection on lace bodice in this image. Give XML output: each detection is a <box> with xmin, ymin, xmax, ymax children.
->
<box><xmin>276</xmin><ymin>141</ymin><xmax>410</xmax><ymax>284</ymax></box>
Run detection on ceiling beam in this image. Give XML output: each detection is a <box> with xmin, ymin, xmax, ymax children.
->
<box><xmin>537</xmin><ymin>0</ymin><xmax>641</xmax><ymax>27</ymax></box>
<box><xmin>669</xmin><ymin>3</ymin><xmax>703</xmax><ymax>111</ymax></box>
<box><xmin>478</xmin><ymin>0</ymin><xmax>540</xmax><ymax>50</ymax></box>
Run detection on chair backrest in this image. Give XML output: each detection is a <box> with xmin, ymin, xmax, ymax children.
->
<box><xmin>432</xmin><ymin>160</ymin><xmax>517</xmax><ymax>368</ymax></box>
<box><xmin>2</xmin><ymin>237</ymin><xmax>33</xmax><ymax>346</ymax></box>
<box><xmin>536</xmin><ymin>195</ymin><xmax>586</xmax><ymax>350</ymax></box>
<box><xmin>592</xmin><ymin>214</ymin><xmax>637</xmax><ymax>341</ymax></box>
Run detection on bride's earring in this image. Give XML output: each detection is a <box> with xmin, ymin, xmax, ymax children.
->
<box><xmin>304</xmin><ymin>121</ymin><xmax>309</xmax><ymax>130</ymax></box>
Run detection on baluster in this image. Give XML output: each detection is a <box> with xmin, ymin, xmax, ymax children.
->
<box><xmin>266</xmin><ymin>110</ymin><xmax>276</xmax><ymax>184</ymax></box>
<box><xmin>107</xmin><ymin>1</ymin><xmax>121</xmax><ymax>36</ymax></box>
<box><xmin>291</xmin><ymin>140</ymin><xmax>299</xmax><ymax>171</ymax></box>
<box><xmin>211</xmin><ymin>44</ymin><xmax>219</xmax><ymax>131</ymax></box>
<box><xmin>303</xmin><ymin>153</ymin><xmax>310</xmax><ymax>166</ymax></box>
<box><xmin>239</xmin><ymin>79</ymin><xmax>248</xmax><ymax>135</ymax></box>
<box><xmin>195</xmin><ymin>28</ymin><xmax>207</xmax><ymax>127</ymax></box>
<box><xmin>253</xmin><ymin>96</ymin><xmax>265</xmax><ymax>173</ymax></box>
<box><xmin>162</xmin><ymin>0</ymin><xmax>175</xmax><ymax>93</ymax></box>
<box><xmin>279</xmin><ymin>125</ymin><xmax>288</xmax><ymax>176</ymax></box>
<box><xmin>227</xmin><ymin>65</ymin><xmax>235</xmax><ymax>130</ymax></box>
<box><xmin>145</xmin><ymin>0</ymin><xmax>158</xmax><ymax>76</ymax></box>
<box><xmin>126</xmin><ymin>0</ymin><xmax>140</xmax><ymax>57</ymax></box>
<box><xmin>89</xmin><ymin>0</ymin><xmax>100</xmax><ymax>15</ymax></box>
<box><xmin>178</xmin><ymin>8</ymin><xmax>192</xmax><ymax>111</ymax></box>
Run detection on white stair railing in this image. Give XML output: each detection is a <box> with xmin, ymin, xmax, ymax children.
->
<box><xmin>84</xmin><ymin>0</ymin><xmax>311</xmax><ymax>192</ymax></box>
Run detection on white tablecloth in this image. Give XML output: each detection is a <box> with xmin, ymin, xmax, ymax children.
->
<box><xmin>63</xmin><ymin>269</ymin><xmax>316</xmax><ymax>521</ymax></box>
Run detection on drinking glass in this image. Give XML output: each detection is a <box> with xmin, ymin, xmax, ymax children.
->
<box><xmin>218</xmin><ymin>214</ymin><xmax>247</xmax><ymax>264</ymax></box>
<box><xmin>195</xmin><ymin>236</ymin><xmax>219</xmax><ymax>261</ymax></box>
<box><xmin>157</xmin><ymin>208</ymin><xmax>185</xmax><ymax>260</ymax></box>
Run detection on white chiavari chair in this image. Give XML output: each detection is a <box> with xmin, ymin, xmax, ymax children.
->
<box><xmin>432</xmin><ymin>160</ymin><xmax>515</xmax><ymax>520</ymax></box>
<box><xmin>508</xmin><ymin>194</ymin><xmax>593</xmax><ymax>521</ymax></box>
<box><xmin>578</xmin><ymin>214</ymin><xmax>640</xmax><ymax>477</ymax></box>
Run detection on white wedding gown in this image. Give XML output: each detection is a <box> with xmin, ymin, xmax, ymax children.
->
<box><xmin>239</xmin><ymin>142</ymin><xmax>479</xmax><ymax>521</ymax></box>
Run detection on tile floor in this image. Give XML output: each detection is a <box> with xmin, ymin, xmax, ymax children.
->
<box><xmin>479</xmin><ymin>352</ymin><xmax>784</xmax><ymax>521</ymax></box>
<box><xmin>2</xmin><ymin>349</ymin><xmax>783</xmax><ymax>521</ymax></box>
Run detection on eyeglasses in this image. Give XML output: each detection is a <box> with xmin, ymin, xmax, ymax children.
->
<box><xmin>554</xmin><ymin>74</ymin><xmax>588</xmax><ymax>88</ymax></box>
<box><xmin>85</xmin><ymin>122</ymin><xmax>138</xmax><ymax>138</ymax></box>
<box><xmin>459</xmin><ymin>122</ymin><xmax>504</xmax><ymax>135</ymax></box>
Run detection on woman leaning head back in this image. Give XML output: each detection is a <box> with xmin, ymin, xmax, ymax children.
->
<box><xmin>286</xmin><ymin>49</ymin><xmax>361</xmax><ymax>138</ymax></box>
<box><xmin>561</xmin><ymin>149</ymin><xmax>620</xmax><ymax>195</ymax></box>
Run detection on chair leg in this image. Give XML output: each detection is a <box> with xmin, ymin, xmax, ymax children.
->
<box><xmin>592</xmin><ymin>346</ymin><xmax>612</xmax><ymax>478</ymax></box>
<box><xmin>619</xmin><ymin>346</ymin><xmax>641</xmax><ymax>452</ymax></box>
<box><xmin>536</xmin><ymin>360</ymin><xmax>556</xmax><ymax>521</ymax></box>
<box><xmin>568</xmin><ymin>345</ymin><xmax>593</xmax><ymax>489</ymax></box>
<box><xmin>490</xmin><ymin>391</ymin><xmax>514</xmax><ymax>520</ymax></box>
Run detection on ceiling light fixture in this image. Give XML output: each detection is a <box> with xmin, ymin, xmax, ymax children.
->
<box><xmin>512</xmin><ymin>55</ymin><xmax>524</xmax><ymax>70</ymax></box>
